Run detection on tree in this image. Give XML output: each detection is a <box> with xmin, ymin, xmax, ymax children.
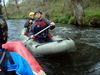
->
<box><xmin>3</xmin><ymin>0</ymin><xmax>9</xmax><ymax>18</ymax></box>
<box><xmin>62</xmin><ymin>0</ymin><xmax>66</xmax><ymax>13</ymax></box>
<box><xmin>8</xmin><ymin>0</ymin><xmax>20</xmax><ymax>13</ymax></box>
<box><xmin>71</xmin><ymin>0</ymin><xmax>84</xmax><ymax>26</ymax></box>
<box><xmin>15</xmin><ymin>0</ymin><xmax>20</xmax><ymax>13</ymax></box>
<box><xmin>0</xmin><ymin>0</ymin><xmax>2</xmax><ymax>15</ymax></box>
<box><xmin>43</xmin><ymin>0</ymin><xmax>48</xmax><ymax>5</ymax></box>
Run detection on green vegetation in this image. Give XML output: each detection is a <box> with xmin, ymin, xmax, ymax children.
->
<box><xmin>3</xmin><ymin>0</ymin><xmax>100</xmax><ymax>26</ymax></box>
<box><xmin>84</xmin><ymin>6</ymin><xmax>100</xmax><ymax>26</ymax></box>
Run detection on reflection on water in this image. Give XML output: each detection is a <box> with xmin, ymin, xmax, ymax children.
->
<box><xmin>7</xmin><ymin>20</ymin><xmax>100</xmax><ymax>75</ymax></box>
<box><xmin>7</xmin><ymin>20</ymin><xmax>25</xmax><ymax>40</ymax></box>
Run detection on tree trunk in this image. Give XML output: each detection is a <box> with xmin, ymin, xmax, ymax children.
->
<box><xmin>71</xmin><ymin>0</ymin><xmax>84</xmax><ymax>26</ymax></box>
<box><xmin>62</xmin><ymin>0</ymin><xmax>66</xmax><ymax>13</ymax></box>
<box><xmin>42</xmin><ymin>0</ymin><xmax>50</xmax><ymax>19</ymax></box>
<box><xmin>43</xmin><ymin>0</ymin><xmax>48</xmax><ymax>6</ymax></box>
<box><xmin>0</xmin><ymin>0</ymin><xmax>2</xmax><ymax>15</ymax></box>
<box><xmin>3</xmin><ymin>0</ymin><xmax>9</xmax><ymax>18</ymax></box>
<box><xmin>15</xmin><ymin>0</ymin><xmax>20</xmax><ymax>13</ymax></box>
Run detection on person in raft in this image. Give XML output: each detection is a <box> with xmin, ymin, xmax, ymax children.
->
<box><xmin>24</xmin><ymin>12</ymin><xmax>35</xmax><ymax>36</ymax></box>
<box><xmin>0</xmin><ymin>15</ymin><xmax>34</xmax><ymax>75</ymax></box>
<box><xmin>30</xmin><ymin>11</ymin><xmax>55</xmax><ymax>43</ymax></box>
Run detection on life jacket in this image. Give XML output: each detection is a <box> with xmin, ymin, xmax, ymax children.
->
<box><xmin>36</xmin><ymin>20</ymin><xmax>45</xmax><ymax>28</ymax></box>
<box><xmin>0</xmin><ymin>49</ymin><xmax>16</xmax><ymax>75</ymax></box>
<box><xmin>33</xmin><ymin>19</ymin><xmax>49</xmax><ymax>38</ymax></box>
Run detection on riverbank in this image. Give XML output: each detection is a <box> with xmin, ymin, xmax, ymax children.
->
<box><xmin>4</xmin><ymin>0</ymin><xmax>100</xmax><ymax>27</ymax></box>
<box><xmin>4</xmin><ymin>7</ymin><xmax>100</xmax><ymax>27</ymax></box>
<box><xmin>83</xmin><ymin>6</ymin><xmax>100</xmax><ymax>27</ymax></box>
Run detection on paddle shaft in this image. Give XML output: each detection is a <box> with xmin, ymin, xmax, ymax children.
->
<box><xmin>34</xmin><ymin>25</ymin><xmax>51</xmax><ymax>37</ymax></box>
<box><xmin>24</xmin><ymin>25</ymin><xmax>51</xmax><ymax>43</ymax></box>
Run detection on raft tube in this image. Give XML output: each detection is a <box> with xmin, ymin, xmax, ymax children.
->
<box><xmin>3</xmin><ymin>41</ymin><xmax>46</xmax><ymax>75</ymax></box>
<box><xmin>20</xmin><ymin>29</ymin><xmax>75</xmax><ymax>54</ymax></box>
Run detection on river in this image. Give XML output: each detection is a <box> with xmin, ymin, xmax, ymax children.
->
<box><xmin>7</xmin><ymin>19</ymin><xmax>100</xmax><ymax>75</ymax></box>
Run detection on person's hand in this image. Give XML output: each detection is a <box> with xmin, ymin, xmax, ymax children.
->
<box><xmin>29</xmin><ymin>20</ymin><xmax>33</xmax><ymax>24</ymax></box>
<box><xmin>24</xmin><ymin>32</ymin><xmax>28</xmax><ymax>36</ymax></box>
<box><xmin>50</xmin><ymin>22</ymin><xmax>55</xmax><ymax>30</ymax></box>
<box><xmin>30</xmin><ymin>35</ymin><xmax>35</xmax><ymax>40</ymax></box>
<box><xmin>50</xmin><ymin>22</ymin><xmax>55</xmax><ymax>26</ymax></box>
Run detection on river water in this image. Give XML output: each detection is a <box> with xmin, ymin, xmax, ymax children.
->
<box><xmin>7</xmin><ymin>19</ymin><xmax>100</xmax><ymax>75</ymax></box>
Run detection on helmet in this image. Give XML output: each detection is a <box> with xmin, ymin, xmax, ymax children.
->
<box><xmin>29</xmin><ymin>12</ymin><xmax>34</xmax><ymax>17</ymax></box>
<box><xmin>0</xmin><ymin>16</ymin><xmax>8</xmax><ymax>45</ymax></box>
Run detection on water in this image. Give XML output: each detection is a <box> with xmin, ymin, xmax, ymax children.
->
<box><xmin>7</xmin><ymin>19</ymin><xmax>100</xmax><ymax>75</ymax></box>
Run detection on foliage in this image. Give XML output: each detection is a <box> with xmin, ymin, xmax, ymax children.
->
<box><xmin>2</xmin><ymin>0</ymin><xmax>100</xmax><ymax>26</ymax></box>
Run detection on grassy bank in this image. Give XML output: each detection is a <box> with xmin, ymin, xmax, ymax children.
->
<box><xmin>84</xmin><ymin>6</ymin><xmax>100</xmax><ymax>26</ymax></box>
<box><xmin>7</xmin><ymin>8</ymin><xmax>99</xmax><ymax>27</ymax></box>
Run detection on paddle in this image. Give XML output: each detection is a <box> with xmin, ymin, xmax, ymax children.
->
<box><xmin>24</xmin><ymin>24</ymin><xmax>52</xmax><ymax>43</ymax></box>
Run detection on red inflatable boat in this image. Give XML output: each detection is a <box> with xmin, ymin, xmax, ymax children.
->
<box><xmin>3</xmin><ymin>41</ymin><xmax>46</xmax><ymax>75</ymax></box>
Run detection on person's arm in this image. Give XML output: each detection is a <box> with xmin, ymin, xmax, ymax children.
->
<box><xmin>24</xmin><ymin>20</ymin><xmax>29</xmax><ymax>28</ymax></box>
<box><xmin>50</xmin><ymin>22</ymin><xmax>55</xmax><ymax>30</ymax></box>
<box><xmin>24</xmin><ymin>19</ymin><xmax>33</xmax><ymax>27</ymax></box>
<box><xmin>29</xmin><ymin>21</ymin><xmax>36</xmax><ymax>39</ymax></box>
<box><xmin>44</xmin><ymin>18</ymin><xmax>55</xmax><ymax>30</ymax></box>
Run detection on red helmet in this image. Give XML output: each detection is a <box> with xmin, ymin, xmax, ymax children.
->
<box><xmin>0</xmin><ymin>16</ymin><xmax>8</xmax><ymax>45</ymax></box>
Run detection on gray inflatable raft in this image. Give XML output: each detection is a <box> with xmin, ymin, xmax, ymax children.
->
<box><xmin>20</xmin><ymin>29</ymin><xmax>75</xmax><ymax>54</ymax></box>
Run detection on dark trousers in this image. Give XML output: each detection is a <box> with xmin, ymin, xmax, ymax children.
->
<box><xmin>35</xmin><ymin>37</ymin><xmax>53</xmax><ymax>43</ymax></box>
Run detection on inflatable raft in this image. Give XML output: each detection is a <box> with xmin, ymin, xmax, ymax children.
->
<box><xmin>20</xmin><ymin>29</ymin><xmax>75</xmax><ymax>54</ymax></box>
<box><xmin>3</xmin><ymin>41</ymin><xmax>46</xmax><ymax>75</ymax></box>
